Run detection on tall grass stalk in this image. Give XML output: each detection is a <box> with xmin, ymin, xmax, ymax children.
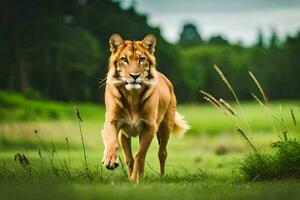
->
<box><xmin>219</xmin><ymin>98</ymin><xmax>236</xmax><ymax>116</ymax></box>
<box><xmin>66</xmin><ymin>137</ymin><xmax>71</xmax><ymax>175</ymax></box>
<box><xmin>201</xmin><ymin>90</ymin><xmax>246</xmax><ymax>140</ymax></box>
<box><xmin>248</xmin><ymin>71</ymin><xmax>288</xmax><ymax>135</ymax></box>
<box><xmin>248</xmin><ymin>71</ymin><xmax>269</xmax><ymax>104</ymax></box>
<box><xmin>118</xmin><ymin>156</ymin><xmax>127</xmax><ymax>178</ymax></box>
<box><xmin>235</xmin><ymin>126</ymin><xmax>258</xmax><ymax>154</ymax></box>
<box><xmin>213</xmin><ymin>65</ymin><xmax>251</xmax><ymax>132</ymax></box>
<box><xmin>213</xmin><ymin>65</ymin><xmax>240</xmax><ymax>107</ymax></box>
<box><xmin>291</xmin><ymin>109</ymin><xmax>297</xmax><ymax>126</ymax></box>
<box><xmin>200</xmin><ymin>90</ymin><xmax>227</xmax><ymax>115</ymax></box>
<box><xmin>51</xmin><ymin>142</ymin><xmax>71</xmax><ymax>178</ymax></box>
<box><xmin>201</xmin><ymin>90</ymin><xmax>238</xmax><ymax>118</ymax></box>
<box><xmin>200</xmin><ymin>90</ymin><xmax>222</xmax><ymax>108</ymax></box>
<box><xmin>75</xmin><ymin>106</ymin><xmax>88</xmax><ymax>172</ymax></box>
<box><xmin>34</xmin><ymin>130</ymin><xmax>59</xmax><ymax>175</ymax></box>
<box><xmin>251</xmin><ymin>93</ymin><xmax>286</xmax><ymax>133</ymax></box>
<box><xmin>147</xmin><ymin>161</ymin><xmax>161</xmax><ymax>176</ymax></box>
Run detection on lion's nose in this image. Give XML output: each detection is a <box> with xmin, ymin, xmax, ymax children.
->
<box><xmin>130</xmin><ymin>73</ymin><xmax>141</xmax><ymax>80</ymax></box>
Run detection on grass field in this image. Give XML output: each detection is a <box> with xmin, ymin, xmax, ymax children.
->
<box><xmin>1</xmin><ymin>91</ymin><xmax>300</xmax><ymax>199</ymax></box>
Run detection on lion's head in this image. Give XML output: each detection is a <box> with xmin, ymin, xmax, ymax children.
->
<box><xmin>106</xmin><ymin>34</ymin><xmax>157</xmax><ymax>91</ymax></box>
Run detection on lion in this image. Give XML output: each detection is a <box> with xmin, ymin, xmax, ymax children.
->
<box><xmin>101</xmin><ymin>33</ymin><xmax>189</xmax><ymax>181</ymax></box>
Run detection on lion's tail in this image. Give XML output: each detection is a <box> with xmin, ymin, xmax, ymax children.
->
<box><xmin>171</xmin><ymin>112</ymin><xmax>190</xmax><ymax>138</ymax></box>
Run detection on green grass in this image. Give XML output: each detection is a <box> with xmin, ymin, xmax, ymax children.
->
<box><xmin>0</xmin><ymin>90</ymin><xmax>105</xmax><ymax>121</ymax></box>
<box><xmin>1</xmin><ymin>90</ymin><xmax>300</xmax><ymax>199</ymax></box>
<box><xmin>1</xmin><ymin>90</ymin><xmax>299</xmax><ymax>134</ymax></box>
<box><xmin>3</xmin><ymin>179</ymin><xmax>300</xmax><ymax>200</ymax></box>
<box><xmin>1</xmin><ymin>133</ymin><xmax>300</xmax><ymax>200</ymax></box>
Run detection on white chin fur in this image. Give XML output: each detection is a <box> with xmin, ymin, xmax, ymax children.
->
<box><xmin>125</xmin><ymin>83</ymin><xmax>141</xmax><ymax>91</ymax></box>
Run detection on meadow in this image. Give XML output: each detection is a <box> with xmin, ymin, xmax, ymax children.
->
<box><xmin>0</xmin><ymin>91</ymin><xmax>300</xmax><ymax>200</ymax></box>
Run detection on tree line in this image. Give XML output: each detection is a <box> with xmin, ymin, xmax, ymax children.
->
<box><xmin>0</xmin><ymin>0</ymin><xmax>299</xmax><ymax>103</ymax></box>
<box><xmin>176</xmin><ymin>24</ymin><xmax>300</xmax><ymax>102</ymax></box>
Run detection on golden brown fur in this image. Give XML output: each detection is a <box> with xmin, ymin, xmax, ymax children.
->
<box><xmin>101</xmin><ymin>34</ymin><xmax>189</xmax><ymax>182</ymax></box>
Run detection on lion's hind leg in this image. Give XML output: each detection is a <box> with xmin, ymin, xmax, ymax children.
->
<box><xmin>157</xmin><ymin>110</ymin><xmax>175</xmax><ymax>176</ymax></box>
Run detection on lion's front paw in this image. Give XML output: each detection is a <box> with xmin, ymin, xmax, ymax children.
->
<box><xmin>102</xmin><ymin>147</ymin><xmax>119</xmax><ymax>170</ymax></box>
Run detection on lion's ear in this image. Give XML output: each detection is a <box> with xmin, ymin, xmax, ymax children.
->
<box><xmin>142</xmin><ymin>34</ymin><xmax>156</xmax><ymax>53</ymax></box>
<box><xmin>109</xmin><ymin>34</ymin><xmax>124</xmax><ymax>53</ymax></box>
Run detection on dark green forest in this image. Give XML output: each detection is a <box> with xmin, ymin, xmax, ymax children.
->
<box><xmin>1</xmin><ymin>0</ymin><xmax>299</xmax><ymax>103</ymax></box>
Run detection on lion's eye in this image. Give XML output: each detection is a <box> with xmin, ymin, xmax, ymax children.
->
<box><xmin>121</xmin><ymin>57</ymin><xmax>128</xmax><ymax>63</ymax></box>
<box><xmin>139</xmin><ymin>57</ymin><xmax>146</xmax><ymax>63</ymax></box>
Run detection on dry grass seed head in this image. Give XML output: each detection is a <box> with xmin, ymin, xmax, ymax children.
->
<box><xmin>248</xmin><ymin>71</ymin><xmax>269</xmax><ymax>104</ymax></box>
<box><xmin>235</xmin><ymin>126</ymin><xmax>258</xmax><ymax>153</ymax></box>
<box><xmin>75</xmin><ymin>106</ymin><xmax>83</xmax><ymax>122</ymax></box>
<box><xmin>203</xmin><ymin>97</ymin><xmax>227</xmax><ymax>115</ymax></box>
<box><xmin>200</xmin><ymin>90</ymin><xmax>221</xmax><ymax>108</ymax></box>
<box><xmin>219</xmin><ymin>98</ymin><xmax>236</xmax><ymax>116</ymax></box>
<box><xmin>213</xmin><ymin>65</ymin><xmax>240</xmax><ymax>106</ymax></box>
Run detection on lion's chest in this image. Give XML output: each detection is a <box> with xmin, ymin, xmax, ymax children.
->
<box><xmin>117</xmin><ymin>115</ymin><xmax>144</xmax><ymax>137</ymax></box>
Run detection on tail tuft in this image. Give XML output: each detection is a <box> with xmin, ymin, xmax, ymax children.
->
<box><xmin>172</xmin><ymin>112</ymin><xmax>190</xmax><ymax>138</ymax></box>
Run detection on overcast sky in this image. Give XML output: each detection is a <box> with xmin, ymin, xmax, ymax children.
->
<box><xmin>118</xmin><ymin>0</ymin><xmax>300</xmax><ymax>45</ymax></box>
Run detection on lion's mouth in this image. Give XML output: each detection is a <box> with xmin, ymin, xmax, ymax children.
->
<box><xmin>125</xmin><ymin>80</ymin><xmax>142</xmax><ymax>91</ymax></box>
<box><xmin>125</xmin><ymin>83</ymin><xmax>141</xmax><ymax>90</ymax></box>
